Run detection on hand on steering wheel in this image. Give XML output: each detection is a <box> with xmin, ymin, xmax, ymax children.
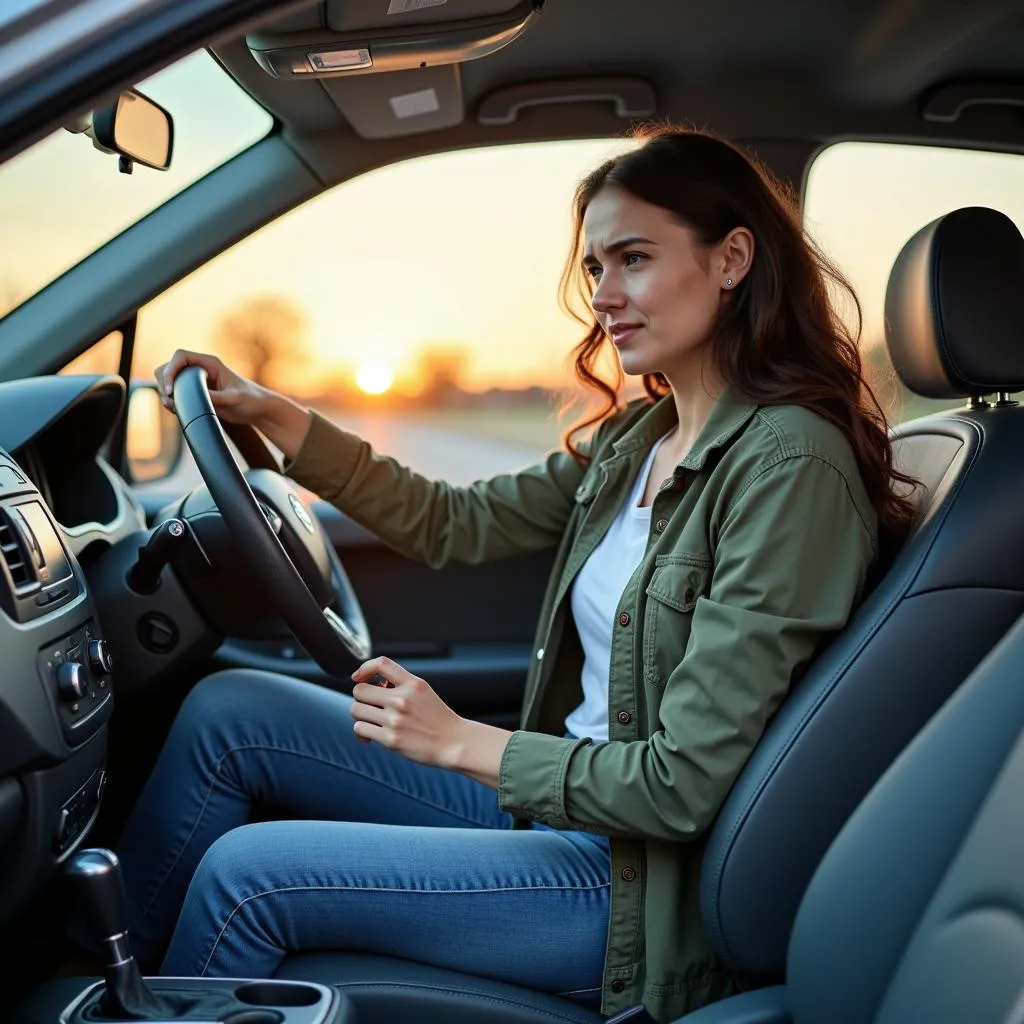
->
<box><xmin>156</xmin><ymin>350</ymin><xmax>312</xmax><ymax>463</ymax></box>
<box><xmin>170</xmin><ymin>362</ymin><xmax>372</xmax><ymax>676</ymax></box>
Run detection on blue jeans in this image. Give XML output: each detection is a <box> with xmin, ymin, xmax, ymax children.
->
<box><xmin>116</xmin><ymin>669</ymin><xmax>610</xmax><ymax>1002</ymax></box>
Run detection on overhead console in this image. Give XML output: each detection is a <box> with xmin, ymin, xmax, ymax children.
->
<box><xmin>244</xmin><ymin>0</ymin><xmax>545</xmax><ymax>138</ymax></box>
<box><xmin>247</xmin><ymin>0</ymin><xmax>542</xmax><ymax>81</ymax></box>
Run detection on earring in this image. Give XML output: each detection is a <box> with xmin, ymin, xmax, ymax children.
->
<box><xmin>724</xmin><ymin>278</ymin><xmax>733</xmax><ymax>287</ymax></box>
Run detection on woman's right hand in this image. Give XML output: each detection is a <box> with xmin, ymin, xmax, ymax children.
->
<box><xmin>154</xmin><ymin>349</ymin><xmax>313</xmax><ymax>462</ymax></box>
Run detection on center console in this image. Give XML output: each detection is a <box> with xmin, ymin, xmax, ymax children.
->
<box><xmin>36</xmin><ymin>620</ymin><xmax>113</xmax><ymax>749</ymax></box>
<box><xmin>12</xmin><ymin>849</ymin><xmax>358</xmax><ymax>1024</ymax></box>
<box><xmin>13</xmin><ymin>976</ymin><xmax>356</xmax><ymax>1024</ymax></box>
<box><xmin>60</xmin><ymin>977</ymin><xmax>352</xmax><ymax>1024</ymax></box>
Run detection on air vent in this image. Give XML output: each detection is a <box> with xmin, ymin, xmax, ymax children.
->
<box><xmin>0</xmin><ymin>509</ymin><xmax>33</xmax><ymax>591</ymax></box>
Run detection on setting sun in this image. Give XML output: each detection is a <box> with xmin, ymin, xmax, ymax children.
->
<box><xmin>355</xmin><ymin>360</ymin><xmax>394</xmax><ymax>395</ymax></box>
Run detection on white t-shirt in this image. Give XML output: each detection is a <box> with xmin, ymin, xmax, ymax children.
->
<box><xmin>565</xmin><ymin>435</ymin><xmax>667</xmax><ymax>743</ymax></box>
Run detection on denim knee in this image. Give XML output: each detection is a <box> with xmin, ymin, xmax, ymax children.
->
<box><xmin>175</xmin><ymin>671</ymin><xmax>235</xmax><ymax>727</ymax></box>
<box><xmin>189</xmin><ymin>823</ymin><xmax>257</xmax><ymax>902</ymax></box>
<box><xmin>172</xmin><ymin>671</ymin><xmax>289</xmax><ymax>750</ymax></box>
<box><xmin>176</xmin><ymin>670</ymin><xmax>260</xmax><ymax>723</ymax></box>
<box><xmin>159</xmin><ymin>673</ymin><xmax>264</xmax><ymax>793</ymax></box>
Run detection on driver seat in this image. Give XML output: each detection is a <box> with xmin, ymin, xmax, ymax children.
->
<box><xmin>276</xmin><ymin>207</ymin><xmax>1024</xmax><ymax>1020</ymax></box>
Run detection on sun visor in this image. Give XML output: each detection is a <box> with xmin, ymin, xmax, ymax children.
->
<box><xmin>247</xmin><ymin>0</ymin><xmax>541</xmax><ymax>80</ymax></box>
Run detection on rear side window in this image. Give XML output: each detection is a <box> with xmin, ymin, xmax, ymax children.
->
<box><xmin>803</xmin><ymin>142</ymin><xmax>1024</xmax><ymax>421</ymax></box>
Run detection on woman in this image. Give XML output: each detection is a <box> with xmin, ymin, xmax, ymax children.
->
<box><xmin>121</xmin><ymin>127</ymin><xmax>912</xmax><ymax>1022</ymax></box>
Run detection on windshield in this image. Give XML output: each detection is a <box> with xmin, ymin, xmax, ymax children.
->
<box><xmin>0</xmin><ymin>48</ymin><xmax>272</xmax><ymax>321</ymax></box>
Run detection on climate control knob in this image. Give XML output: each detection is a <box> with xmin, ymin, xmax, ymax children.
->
<box><xmin>87</xmin><ymin>639</ymin><xmax>113</xmax><ymax>676</ymax></box>
<box><xmin>56</xmin><ymin>662</ymin><xmax>88</xmax><ymax>703</ymax></box>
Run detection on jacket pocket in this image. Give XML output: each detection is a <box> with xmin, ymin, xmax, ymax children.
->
<box><xmin>643</xmin><ymin>554</ymin><xmax>712</xmax><ymax>687</ymax></box>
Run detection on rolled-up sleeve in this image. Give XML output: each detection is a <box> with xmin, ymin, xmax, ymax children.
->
<box><xmin>499</xmin><ymin>454</ymin><xmax>877</xmax><ymax>838</ymax></box>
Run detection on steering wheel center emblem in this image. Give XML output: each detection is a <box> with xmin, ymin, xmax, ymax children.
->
<box><xmin>288</xmin><ymin>493</ymin><xmax>315</xmax><ymax>534</ymax></box>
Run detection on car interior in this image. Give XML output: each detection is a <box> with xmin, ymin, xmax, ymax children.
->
<box><xmin>2</xmin><ymin>1</ymin><xmax>1024</xmax><ymax>1022</ymax></box>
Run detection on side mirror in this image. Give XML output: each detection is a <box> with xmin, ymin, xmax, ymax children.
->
<box><xmin>92</xmin><ymin>89</ymin><xmax>173</xmax><ymax>171</ymax></box>
<box><xmin>126</xmin><ymin>383</ymin><xmax>183</xmax><ymax>482</ymax></box>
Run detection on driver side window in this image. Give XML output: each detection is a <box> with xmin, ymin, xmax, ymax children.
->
<box><xmin>133</xmin><ymin>140</ymin><xmax>632</xmax><ymax>485</ymax></box>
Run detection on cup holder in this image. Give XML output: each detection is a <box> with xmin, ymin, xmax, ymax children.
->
<box><xmin>235</xmin><ymin>982</ymin><xmax>323</xmax><ymax>1008</ymax></box>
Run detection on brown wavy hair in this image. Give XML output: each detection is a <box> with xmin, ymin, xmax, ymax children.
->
<box><xmin>560</xmin><ymin>125</ymin><xmax>916</xmax><ymax>542</ymax></box>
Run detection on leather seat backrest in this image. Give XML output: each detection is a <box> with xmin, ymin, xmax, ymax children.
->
<box><xmin>699</xmin><ymin>206</ymin><xmax>1024</xmax><ymax>987</ymax></box>
<box><xmin>787</xmin><ymin>611</ymin><xmax>1024</xmax><ymax>1024</ymax></box>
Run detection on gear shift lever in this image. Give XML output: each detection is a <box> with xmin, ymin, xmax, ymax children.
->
<box><xmin>65</xmin><ymin>848</ymin><xmax>168</xmax><ymax>1020</ymax></box>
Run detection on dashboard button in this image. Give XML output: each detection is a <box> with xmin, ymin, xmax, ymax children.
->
<box><xmin>55</xmin><ymin>662</ymin><xmax>87</xmax><ymax>702</ymax></box>
<box><xmin>87</xmin><ymin>639</ymin><xmax>113</xmax><ymax>676</ymax></box>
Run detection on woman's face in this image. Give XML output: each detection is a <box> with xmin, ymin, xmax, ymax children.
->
<box><xmin>582</xmin><ymin>186</ymin><xmax>742</xmax><ymax>382</ymax></box>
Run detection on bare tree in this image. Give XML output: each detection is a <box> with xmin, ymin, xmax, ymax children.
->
<box><xmin>415</xmin><ymin>345</ymin><xmax>470</xmax><ymax>403</ymax></box>
<box><xmin>214</xmin><ymin>295</ymin><xmax>308</xmax><ymax>388</ymax></box>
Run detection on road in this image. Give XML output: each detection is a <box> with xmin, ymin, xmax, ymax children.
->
<box><xmin>325</xmin><ymin>412</ymin><xmax>550</xmax><ymax>484</ymax></box>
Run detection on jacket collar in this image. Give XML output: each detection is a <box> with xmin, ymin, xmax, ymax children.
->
<box><xmin>610</xmin><ymin>387</ymin><xmax>759</xmax><ymax>471</ymax></box>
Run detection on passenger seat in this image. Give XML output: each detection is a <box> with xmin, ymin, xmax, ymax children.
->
<box><xmin>684</xmin><ymin>600</ymin><xmax>1024</xmax><ymax>1023</ymax></box>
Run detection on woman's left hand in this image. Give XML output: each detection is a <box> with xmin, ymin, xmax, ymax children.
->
<box><xmin>350</xmin><ymin>656</ymin><xmax>465</xmax><ymax>768</ymax></box>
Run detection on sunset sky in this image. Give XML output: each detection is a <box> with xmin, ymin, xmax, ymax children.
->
<box><xmin>2</xmin><ymin>50</ymin><xmax>1024</xmax><ymax>398</ymax></box>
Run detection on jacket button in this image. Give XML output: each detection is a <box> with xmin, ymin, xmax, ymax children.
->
<box><xmin>611</xmin><ymin>980</ymin><xmax>626</xmax><ymax>994</ymax></box>
<box><xmin>684</xmin><ymin>587</ymin><xmax>695</xmax><ymax>604</ymax></box>
<box><xmin>536</xmin><ymin>648</ymin><xmax>544</xmax><ymax>661</ymax></box>
<box><xmin>617</xmin><ymin>710</ymin><xmax>632</xmax><ymax>725</ymax></box>
<box><xmin>621</xmin><ymin>866</ymin><xmax>637</xmax><ymax>882</ymax></box>
<box><xmin>618</xmin><ymin>611</ymin><xmax>631</xmax><ymax>627</ymax></box>
<box><xmin>655</xmin><ymin>518</ymin><xmax>669</xmax><ymax>533</ymax></box>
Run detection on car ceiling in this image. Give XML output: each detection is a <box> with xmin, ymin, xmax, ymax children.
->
<box><xmin>211</xmin><ymin>0</ymin><xmax>1024</xmax><ymax>189</ymax></box>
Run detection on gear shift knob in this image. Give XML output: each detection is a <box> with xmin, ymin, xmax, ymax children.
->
<box><xmin>66</xmin><ymin>848</ymin><xmax>128</xmax><ymax>946</ymax></box>
<box><xmin>66</xmin><ymin>848</ymin><xmax>167</xmax><ymax>1020</ymax></box>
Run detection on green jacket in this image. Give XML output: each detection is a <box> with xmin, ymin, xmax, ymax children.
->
<box><xmin>285</xmin><ymin>388</ymin><xmax>878</xmax><ymax>1021</ymax></box>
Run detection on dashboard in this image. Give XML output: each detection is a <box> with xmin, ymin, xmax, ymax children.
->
<box><xmin>0</xmin><ymin>373</ymin><xmax>358</xmax><ymax>938</ymax></box>
<box><xmin>0</xmin><ymin>375</ymin><xmax>146</xmax><ymax>559</ymax></box>
<box><xmin>0</xmin><ymin>374</ymin><xmax>144</xmax><ymax>930</ymax></box>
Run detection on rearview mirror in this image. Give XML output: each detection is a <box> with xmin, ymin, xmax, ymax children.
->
<box><xmin>92</xmin><ymin>89</ymin><xmax>173</xmax><ymax>171</ymax></box>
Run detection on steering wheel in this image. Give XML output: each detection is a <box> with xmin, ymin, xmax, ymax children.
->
<box><xmin>173</xmin><ymin>365</ymin><xmax>371</xmax><ymax>677</ymax></box>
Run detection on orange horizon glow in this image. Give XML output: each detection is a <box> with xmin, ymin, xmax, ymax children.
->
<box><xmin>110</xmin><ymin>139</ymin><xmax>1024</xmax><ymax>401</ymax></box>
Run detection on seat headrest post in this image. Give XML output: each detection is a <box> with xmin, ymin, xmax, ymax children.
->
<box><xmin>885</xmin><ymin>207</ymin><xmax>1024</xmax><ymax>399</ymax></box>
<box><xmin>967</xmin><ymin>395</ymin><xmax>991</xmax><ymax>410</ymax></box>
<box><xmin>994</xmin><ymin>391</ymin><xmax>1018</xmax><ymax>407</ymax></box>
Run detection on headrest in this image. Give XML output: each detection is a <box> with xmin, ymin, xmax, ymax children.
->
<box><xmin>884</xmin><ymin>206</ymin><xmax>1024</xmax><ymax>399</ymax></box>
